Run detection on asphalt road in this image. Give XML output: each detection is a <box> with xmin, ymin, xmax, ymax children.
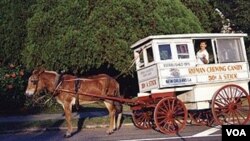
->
<box><xmin>0</xmin><ymin>124</ymin><xmax>222</xmax><ymax>141</ymax></box>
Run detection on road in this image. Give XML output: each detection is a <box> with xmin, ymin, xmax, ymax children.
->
<box><xmin>0</xmin><ymin>124</ymin><xmax>222</xmax><ymax>141</ymax></box>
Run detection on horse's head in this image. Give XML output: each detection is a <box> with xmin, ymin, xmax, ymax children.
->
<box><xmin>25</xmin><ymin>69</ymin><xmax>46</xmax><ymax>97</ymax></box>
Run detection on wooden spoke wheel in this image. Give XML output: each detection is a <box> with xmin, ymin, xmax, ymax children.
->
<box><xmin>211</xmin><ymin>84</ymin><xmax>250</xmax><ymax>125</ymax></box>
<box><xmin>189</xmin><ymin>109</ymin><xmax>214</xmax><ymax>126</ymax></box>
<box><xmin>132</xmin><ymin>108</ymin><xmax>154</xmax><ymax>129</ymax></box>
<box><xmin>154</xmin><ymin>97</ymin><xmax>187</xmax><ymax>134</ymax></box>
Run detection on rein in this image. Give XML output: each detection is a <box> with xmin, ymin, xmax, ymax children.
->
<box><xmin>114</xmin><ymin>48</ymin><xmax>142</xmax><ymax>79</ymax></box>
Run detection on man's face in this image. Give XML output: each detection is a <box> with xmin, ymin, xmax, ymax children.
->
<box><xmin>200</xmin><ymin>42</ymin><xmax>207</xmax><ymax>49</ymax></box>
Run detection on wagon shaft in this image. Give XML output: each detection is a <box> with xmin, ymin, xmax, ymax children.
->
<box><xmin>58</xmin><ymin>89</ymin><xmax>146</xmax><ymax>105</ymax></box>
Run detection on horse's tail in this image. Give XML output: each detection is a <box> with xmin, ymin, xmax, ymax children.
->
<box><xmin>114</xmin><ymin>101</ymin><xmax>123</xmax><ymax>130</ymax></box>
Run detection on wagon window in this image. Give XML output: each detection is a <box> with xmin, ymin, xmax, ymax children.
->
<box><xmin>139</xmin><ymin>51</ymin><xmax>144</xmax><ymax>64</ymax></box>
<box><xmin>146</xmin><ymin>47</ymin><xmax>154</xmax><ymax>63</ymax></box>
<box><xmin>159</xmin><ymin>44</ymin><xmax>172</xmax><ymax>60</ymax></box>
<box><xmin>194</xmin><ymin>39</ymin><xmax>214</xmax><ymax>64</ymax></box>
<box><xmin>216</xmin><ymin>39</ymin><xmax>244</xmax><ymax>63</ymax></box>
<box><xmin>135</xmin><ymin>49</ymin><xmax>144</xmax><ymax>68</ymax></box>
<box><xmin>176</xmin><ymin>44</ymin><xmax>189</xmax><ymax>59</ymax></box>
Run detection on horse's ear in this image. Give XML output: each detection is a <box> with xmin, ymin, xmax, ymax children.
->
<box><xmin>32</xmin><ymin>67</ymin><xmax>45</xmax><ymax>75</ymax></box>
<box><xmin>32</xmin><ymin>69</ymin><xmax>39</xmax><ymax>74</ymax></box>
<box><xmin>38</xmin><ymin>68</ymin><xmax>45</xmax><ymax>75</ymax></box>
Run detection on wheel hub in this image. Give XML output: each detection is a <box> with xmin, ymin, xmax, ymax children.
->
<box><xmin>228</xmin><ymin>103</ymin><xmax>237</xmax><ymax>111</ymax></box>
<box><xmin>166</xmin><ymin>111</ymin><xmax>174</xmax><ymax>119</ymax></box>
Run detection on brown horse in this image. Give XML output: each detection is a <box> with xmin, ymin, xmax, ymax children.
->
<box><xmin>25</xmin><ymin>69</ymin><xmax>123</xmax><ymax>137</ymax></box>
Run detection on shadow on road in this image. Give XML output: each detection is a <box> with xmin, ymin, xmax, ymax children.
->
<box><xmin>48</xmin><ymin>106</ymin><xmax>109</xmax><ymax>137</ymax></box>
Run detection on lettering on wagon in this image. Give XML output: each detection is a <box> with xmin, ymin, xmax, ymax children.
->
<box><xmin>141</xmin><ymin>79</ymin><xmax>157</xmax><ymax>89</ymax></box>
<box><xmin>188</xmin><ymin>65</ymin><xmax>243</xmax><ymax>74</ymax></box>
<box><xmin>188</xmin><ymin>64</ymin><xmax>243</xmax><ymax>81</ymax></box>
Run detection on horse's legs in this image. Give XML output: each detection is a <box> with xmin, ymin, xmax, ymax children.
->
<box><xmin>116</xmin><ymin>111</ymin><xmax>123</xmax><ymax>130</ymax></box>
<box><xmin>63</xmin><ymin>102</ymin><xmax>73</xmax><ymax>137</ymax></box>
<box><xmin>114</xmin><ymin>102</ymin><xmax>123</xmax><ymax>130</ymax></box>
<box><xmin>104</xmin><ymin>101</ymin><xmax>116</xmax><ymax>134</ymax></box>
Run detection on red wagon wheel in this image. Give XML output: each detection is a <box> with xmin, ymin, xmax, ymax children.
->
<box><xmin>154</xmin><ymin>97</ymin><xmax>187</xmax><ymax>134</ymax></box>
<box><xmin>211</xmin><ymin>84</ymin><xmax>250</xmax><ymax>125</ymax></box>
<box><xmin>132</xmin><ymin>108</ymin><xmax>154</xmax><ymax>129</ymax></box>
<box><xmin>189</xmin><ymin>109</ymin><xmax>214</xmax><ymax>126</ymax></box>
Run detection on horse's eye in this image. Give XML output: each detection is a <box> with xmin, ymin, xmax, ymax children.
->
<box><xmin>31</xmin><ymin>79</ymin><xmax>38</xmax><ymax>84</ymax></box>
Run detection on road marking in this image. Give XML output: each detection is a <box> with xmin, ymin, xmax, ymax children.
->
<box><xmin>119</xmin><ymin>134</ymin><xmax>221</xmax><ymax>141</ymax></box>
<box><xmin>192</xmin><ymin>125</ymin><xmax>221</xmax><ymax>137</ymax></box>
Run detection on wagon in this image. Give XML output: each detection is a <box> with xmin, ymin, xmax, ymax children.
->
<box><xmin>126</xmin><ymin>33</ymin><xmax>250</xmax><ymax>134</ymax></box>
<box><xmin>29</xmin><ymin>33</ymin><xmax>250</xmax><ymax>136</ymax></box>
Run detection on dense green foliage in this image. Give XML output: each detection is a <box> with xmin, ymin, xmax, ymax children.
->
<box><xmin>1</xmin><ymin>0</ymin><xmax>250</xmax><ymax>114</ymax></box>
<box><xmin>0</xmin><ymin>0</ymin><xmax>33</xmax><ymax>65</ymax></box>
<box><xmin>22</xmin><ymin>0</ymin><xmax>203</xmax><ymax>74</ymax></box>
<box><xmin>181</xmin><ymin>0</ymin><xmax>222</xmax><ymax>32</ymax></box>
<box><xmin>0</xmin><ymin>0</ymin><xmax>33</xmax><ymax>113</ymax></box>
<box><xmin>211</xmin><ymin>0</ymin><xmax>250</xmax><ymax>34</ymax></box>
<box><xmin>210</xmin><ymin>0</ymin><xmax>250</xmax><ymax>60</ymax></box>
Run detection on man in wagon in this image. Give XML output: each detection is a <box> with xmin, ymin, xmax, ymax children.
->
<box><xmin>196</xmin><ymin>41</ymin><xmax>209</xmax><ymax>64</ymax></box>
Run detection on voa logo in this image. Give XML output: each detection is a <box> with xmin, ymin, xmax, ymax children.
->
<box><xmin>226</xmin><ymin>129</ymin><xmax>246</xmax><ymax>136</ymax></box>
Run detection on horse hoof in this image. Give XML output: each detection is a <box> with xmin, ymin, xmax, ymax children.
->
<box><xmin>106</xmin><ymin>129</ymin><xmax>114</xmax><ymax>135</ymax></box>
<box><xmin>64</xmin><ymin>133</ymin><xmax>72</xmax><ymax>138</ymax></box>
<box><xmin>115</xmin><ymin>127</ymin><xmax>121</xmax><ymax>131</ymax></box>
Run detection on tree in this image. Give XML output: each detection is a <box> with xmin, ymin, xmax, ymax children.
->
<box><xmin>210</xmin><ymin>0</ymin><xmax>250</xmax><ymax>33</ymax></box>
<box><xmin>0</xmin><ymin>0</ymin><xmax>33</xmax><ymax>65</ymax></box>
<box><xmin>181</xmin><ymin>0</ymin><xmax>222</xmax><ymax>33</ymax></box>
<box><xmin>22</xmin><ymin>0</ymin><xmax>204</xmax><ymax>74</ymax></box>
<box><xmin>0</xmin><ymin>0</ymin><xmax>34</xmax><ymax>112</ymax></box>
<box><xmin>210</xmin><ymin>0</ymin><xmax>250</xmax><ymax>59</ymax></box>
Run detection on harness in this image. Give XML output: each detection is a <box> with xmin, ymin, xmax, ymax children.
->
<box><xmin>52</xmin><ymin>74</ymin><xmax>63</xmax><ymax>96</ymax></box>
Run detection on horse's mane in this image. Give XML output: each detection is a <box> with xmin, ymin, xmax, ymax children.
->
<box><xmin>44</xmin><ymin>70</ymin><xmax>59</xmax><ymax>75</ymax></box>
<box><xmin>62</xmin><ymin>74</ymin><xmax>76</xmax><ymax>80</ymax></box>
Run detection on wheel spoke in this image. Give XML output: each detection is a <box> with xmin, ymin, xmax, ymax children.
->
<box><xmin>235</xmin><ymin>109</ymin><xmax>247</xmax><ymax>121</ymax></box>
<box><xmin>162</xmin><ymin>100</ymin><xmax>169</xmax><ymax>111</ymax></box>
<box><xmin>214</xmin><ymin>100</ymin><xmax>226</xmax><ymax>108</ymax></box>
<box><xmin>233</xmin><ymin>87</ymin><xmax>239</xmax><ymax>98</ymax></box>
<box><xmin>175</xmin><ymin>118</ymin><xmax>184</xmax><ymax>125</ymax></box>
<box><xmin>159</xmin><ymin>119</ymin><xmax>166</xmax><ymax>125</ymax></box>
<box><xmin>171</xmin><ymin>99</ymin><xmax>176</xmax><ymax>110</ymax></box>
<box><xmin>221</xmin><ymin>89</ymin><xmax>230</xmax><ymax>103</ymax></box>
<box><xmin>233</xmin><ymin>111</ymin><xmax>241</xmax><ymax>124</ymax></box>
<box><xmin>159</xmin><ymin>106</ymin><xmax>168</xmax><ymax>113</ymax></box>
<box><xmin>218</xmin><ymin>93</ymin><xmax>230</xmax><ymax>105</ymax></box>
<box><xmin>235</xmin><ymin>95</ymin><xmax>242</xmax><ymax>103</ymax></box>
<box><xmin>157</xmin><ymin>115</ymin><xmax>167</xmax><ymax>119</ymax></box>
<box><xmin>175</xmin><ymin>110</ymin><xmax>184</xmax><ymax>116</ymax></box>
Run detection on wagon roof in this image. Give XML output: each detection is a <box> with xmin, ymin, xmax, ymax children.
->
<box><xmin>130</xmin><ymin>33</ymin><xmax>248</xmax><ymax>49</ymax></box>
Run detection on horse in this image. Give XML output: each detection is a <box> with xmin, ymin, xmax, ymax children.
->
<box><xmin>25</xmin><ymin>69</ymin><xmax>123</xmax><ymax>137</ymax></box>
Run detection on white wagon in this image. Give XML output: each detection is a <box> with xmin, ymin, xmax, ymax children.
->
<box><xmin>130</xmin><ymin>33</ymin><xmax>250</xmax><ymax>134</ymax></box>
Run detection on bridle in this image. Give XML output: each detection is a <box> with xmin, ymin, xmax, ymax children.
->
<box><xmin>27</xmin><ymin>70</ymin><xmax>65</xmax><ymax>105</ymax></box>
